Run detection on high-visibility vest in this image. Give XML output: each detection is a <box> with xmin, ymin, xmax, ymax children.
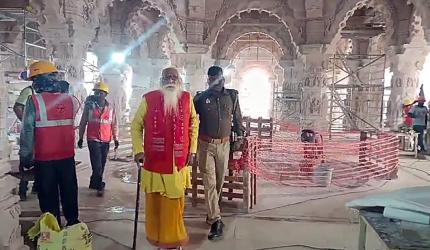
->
<box><xmin>143</xmin><ymin>90</ymin><xmax>191</xmax><ymax>174</ymax></box>
<box><xmin>33</xmin><ymin>93</ymin><xmax>75</xmax><ymax>161</ymax></box>
<box><xmin>86</xmin><ymin>103</ymin><xmax>113</xmax><ymax>142</ymax></box>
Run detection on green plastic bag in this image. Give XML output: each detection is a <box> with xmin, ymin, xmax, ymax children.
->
<box><xmin>28</xmin><ymin>213</ymin><xmax>92</xmax><ymax>250</ymax></box>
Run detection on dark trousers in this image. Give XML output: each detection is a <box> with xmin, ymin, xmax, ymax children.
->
<box><xmin>88</xmin><ymin>140</ymin><xmax>110</xmax><ymax>190</ymax></box>
<box><xmin>35</xmin><ymin>157</ymin><xmax>79</xmax><ymax>226</ymax></box>
<box><xmin>413</xmin><ymin>125</ymin><xmax>426</xmax><ymax>152</ymax></box>
<box><xmin>19</xmin><ymin>179</ymin><xmax>37</xmax><ymax>196</ymax></box>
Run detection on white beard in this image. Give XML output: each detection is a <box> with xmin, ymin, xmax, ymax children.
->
<box><xmin>161</xmin><ymin>85</ymin><xmax>181</xmax><ymax>114</ymax></box>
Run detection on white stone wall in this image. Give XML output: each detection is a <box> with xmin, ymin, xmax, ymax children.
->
<box><xmin>0</xmin><ymin>68</ymin><xmax>27</xmax><ymax>250</ymax></box>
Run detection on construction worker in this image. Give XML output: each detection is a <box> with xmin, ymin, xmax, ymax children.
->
<box><xmin>19</xmin><ymin>61</ymin><xmax>80</xmax><ymax>226</ymax></box>
<box><xmin>78</xmin><ymin>81</ymin><xmax>119</xmax><ymax>197</ymax></box>
<box><xmin>131</xmin><ymin>67</ymin><xmax>198</xmax><ymax>249</ymax></box>
<box><xmin>13</xmin><ymin>74</ymin><xmax>36</xmax><ymax>201</ymax></box>
<box><xmin>402</xmin><ymin>98</ymin><xmax>414</xmax><ymax>128</ymax></box>
<box><xmin>408</xmin><ymin>87</ymin><xmax>428</xmax><ymax>155</ymax></box>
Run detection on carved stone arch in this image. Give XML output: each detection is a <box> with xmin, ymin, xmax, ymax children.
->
<box><xmin>101</xmin><ymin>0</ymin><xmax>185</xmax><ymax>43</ymax></box>
<box><xmin>408</xmin><ymin>0</ymin><xmax>430</xmax><ymax>44</ymax></box>
<box><xmin>325</xmin><ymin>0</ymin><xmax>398</xmax><ymax>49</ymax></box>
<box><xmin>204</xmin><ymin>0</ymin><xmax>302</xmax><ymax>47</ymax></box>
<box><xmin>231</xmin><ymin>46</ymin><xmax>280</xmax><ymax>65</ymax></box>
<box><xmin>212</xmin><ymin>24</ymin><xmax>297</xmax><ymax>61</ymax></box>
<box><xmin>226</xmin><ymin>42</ymin><xmax>283</xmax><ymax>62</ymax></box>
<box><xmin>140</xmin><ymin>0</ymin><xmax>186</xmax><ymax>43</ymax></box>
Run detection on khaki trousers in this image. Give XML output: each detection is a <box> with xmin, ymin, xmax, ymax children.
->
<box><xmin>198</xmin><ymin>140</ymin><xmax>230</xmax><ymax>224</ymax></box>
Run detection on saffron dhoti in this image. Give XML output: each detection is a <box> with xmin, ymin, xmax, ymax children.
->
<box><xmin>142</xmin><ymin>166</ymin><xmax>191</xmax><ymax>248</ymax></box>
<box><xmin>145</xmin><ymin>193</ymin><xmax>188</xmax><ymax>248</ymax></box>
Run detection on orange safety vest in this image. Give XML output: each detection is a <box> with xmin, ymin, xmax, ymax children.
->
<box><xmin>143</xmin><ymin>90</ymin><xmax>191</xmax><ymax>174</ymax></box>
<box><xmin>33</xmin><ymin>93</ymin><xmax>75</xmax><ymax>161</ymax></box>
<box><xmin>87</xmin><ymin>103</ymin><xmax>114</xmax><ymax>143</ymax></box>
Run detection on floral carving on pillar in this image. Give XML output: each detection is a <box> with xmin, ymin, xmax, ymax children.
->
<box><xmin>299</xmin><ymin>45</ymin><xmax>329</xmax><ymax>130</ymax></box>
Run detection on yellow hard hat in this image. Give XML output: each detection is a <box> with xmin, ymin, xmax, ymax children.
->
<box><xmin>403</xmin><ymin>98</ymin><xmax>414</xmax><ymax>106</ymax></box>
<box><xmin>93</xmin><ymin>81</ymin><xmax>109</xmax><ymax>94</ymax></box>
<box><xmin>28</xmin><ymin>61</ymin><xmax>58</xmax><ymax>80</ymax></box>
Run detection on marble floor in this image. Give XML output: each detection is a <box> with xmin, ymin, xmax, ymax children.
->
<box><xmin>19</xmin><ymin>147</ymin><xmax>430</xmax><ymax>250</ymax></box>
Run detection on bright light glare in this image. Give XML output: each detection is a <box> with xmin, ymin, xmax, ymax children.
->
<box><xmin>224</xmin><ymin>64</ymin><xmax>235</xmax><ymax>76</ymax></box>
<box><xmin>224</xmin><ymin>68</ymin><xmax>233</xmax><ymax>76</ymax></box>
<box><xmin>111</xmin><ymin>52</ymin><xmax>126</xmax><ymax>64</ymax></box>
<box><xmin>420</xmin><ymin>54</ymin><xmax>430</xmax><ymax>99</ymax></box>
<box><xmin>239</xmin><ymin>68</ymin><xmax>271</xmax><ymax>118</ymax></box>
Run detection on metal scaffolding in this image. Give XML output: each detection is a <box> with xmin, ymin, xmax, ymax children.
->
<box><xmin>327</xmin><ymin>53</ymin><xmax>388</xmax><ymax>135</ymax></box>
<box><xmin>0</xmin><ymin>5</ymin><xmax>48</xmax><ymax>137</ymax></box>
<box><xmin>0</xmin><ymin>6</ymin><xmax>47</xmax><ymax>66</ymax></box>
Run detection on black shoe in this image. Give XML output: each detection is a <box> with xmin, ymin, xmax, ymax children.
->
<box><xmin>208</xmin><ymin>220</ymin><xmax>224</xmax><ymax>241</ymax></box>
<box><xmin>96</xmin><ymin>182</ymin><xmax>105</xmax><ymax>197</ymax></box>
<box><xmin>89</xmin><ymin>183</ymin><xmax>97</xmax><ymax>190</ymax></box>
<box><xmin>96</xmin><ymin>189</ymin><xmax>104</xmax><ymax>197</ymax></box>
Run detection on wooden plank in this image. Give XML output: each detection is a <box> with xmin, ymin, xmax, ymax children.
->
<box><xmin>191</xmin><ymin>179</ymin><xmax>244</xmax><ymax>190</ymax></box>
<box><xmin>228</xmin><ymin>169</ymin><xmax>233</xmax><ymax>201</ymax></box>
<box><xmin>187</xmin><ymin>197</ymin><xmax>241</xmax><ymax>208</ymax></box>
<box><xmin>242</xmin><ymin>170</ymin><xmax>250</xmax><ymax>213</ymax></box>
<box><xmin>191</xmin><ymin>162</ymin><xmax>198</xmax><ymax>207</ymax></box>
<box><xmin>194</xmin><ymin>173</ymin><xmax>243</xmax><ymax>182</ymax></box>
<box><xmin>195</xmin><ymin>189</ymin><xmax>243</xmax><ymax>199</ymax></box>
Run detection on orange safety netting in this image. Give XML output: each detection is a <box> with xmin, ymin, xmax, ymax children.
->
<box><xmin>230</xmin><ymin>131</ymin><xmax>399</xmax><ymax>187</ymax></box>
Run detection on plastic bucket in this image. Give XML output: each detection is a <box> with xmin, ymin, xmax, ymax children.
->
<box><xmin>313</xmin><ymin>164</ymin><xmax>334</xmax><ymax>187</ymax></box>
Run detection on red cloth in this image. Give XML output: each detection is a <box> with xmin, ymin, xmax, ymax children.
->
<box><xmin>403</xmin><ymin>105</ymin><xmax>413</xmax><ymax>127</ymax></box>
<box><xmin>87</xmin><ymin>104</ymin><xmax>114</xmax><ymax>142</ymax></box>
<box><xmin>33</xmin><ymin>93</ymin><xmax>75</xmax><ymax>161</ymax></box>
<box><xmin>143</xmin><ymin>90</ymin><xmax>191</xmax><ymax>174</ymax></box>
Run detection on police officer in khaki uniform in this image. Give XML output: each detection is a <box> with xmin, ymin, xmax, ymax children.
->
<box><xmin>194</xmin><ymin>66</ymin><xmax>245</xmax><ymax>240</ymax></box>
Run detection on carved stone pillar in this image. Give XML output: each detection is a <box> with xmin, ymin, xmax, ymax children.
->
<box><xmin>172</xmin><ymin>46</ymin><xmax>208</xmax><ymax>95</ymax></box>
<box><xmin>0</xmin><ymin>32</ymin><xmax>28</xmax><ymax>250</ymax></box>
<box><xmin>348</xmin><ymin>39</ymin><xmax>385</xmax><ymax>130</ymax></box>
<box><xmin>299</xmin><ymin>45</ymin><xmax>329</xmax><ymax>130</ymax></box>
<box><xmin>0</xmin><ymin>63</ymin><xmax>27</xmax><ymax>250</ymax></box>
<box><xmin>277</xmin><ymin>59</ymin><xmax>302</xmax><ymax>121</ymax></box>
<box><xmin>387</xmin><ymin>47</ymin><xmax>426</xmax><ymax>129</ymax></box>
<box><xmin>40</xmin><ymin>0</ymin><xmax>97</xmax><ymax>127</ymax></box>
<box><xmin>186</xmin><ymin>0</ymin><xmax>205</xmax><ymax>44</ymax></box>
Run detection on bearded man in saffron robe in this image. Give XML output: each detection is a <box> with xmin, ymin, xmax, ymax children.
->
<box><xmin>131</xmin><ymin>67</ymin><xmax>198</xmax><ymax>249</ymax></box>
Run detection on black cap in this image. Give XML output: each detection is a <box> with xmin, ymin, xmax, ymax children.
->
<box><xmin>208</xmin><ymin>66</ymin><xmax>223</xmax><ymax>76</ymax></box>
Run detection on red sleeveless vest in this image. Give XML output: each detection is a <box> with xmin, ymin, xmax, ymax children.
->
<box><xmin>87</xmin><ymin>103</ymin><xmax>114</xmax><ymax>142</ymax></box>
<box><xmin>32</xmin><ymin>93</ymin><xmax>75</xmax><ymax>161</ymax></box>
<box><xmin>143</xmin><ymin>90</ymin><xmax>191</xmax><ymax>174</ymax></box>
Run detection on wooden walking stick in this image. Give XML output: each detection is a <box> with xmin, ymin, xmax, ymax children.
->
<box><xmin>132</xmin><ymin>161</ymin><xmax>143</xmax><ymax>250</ymax></box>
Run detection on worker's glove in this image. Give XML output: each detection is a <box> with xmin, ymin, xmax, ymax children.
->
<box><xmin>114</xmin><ymin>140</ymin><xmax>119</xmax><ymax>150</ymax></box>
<box><xmin>134</xmin><ymin>153</ymin><xmax>145</xmax><ymax>166</ymax></box>
<box><xmin>187</xmin><ymin>153</ymin><xmax>197</xmax><ymax>166</ymax></box>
